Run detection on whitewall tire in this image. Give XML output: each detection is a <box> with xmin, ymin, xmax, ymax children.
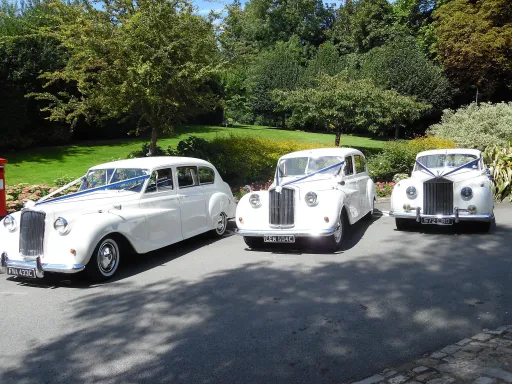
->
<box><xmin>85</xmin><ymin>237</ymin><xmax>120</xmax><ymax>282</ymax></box>
<box><xmin>212</xmin><ymin>212</ymin><xmax>228</xmax><ymax>237</ymax></box>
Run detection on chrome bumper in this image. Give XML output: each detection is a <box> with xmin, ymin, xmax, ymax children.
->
<box><xmin>0</xmin><ymin>252</ymin><xmax>85</xmax><ymax>278</ymax></box>
<box><xmin>389</xmin><ymin>207</ymin><xmax>494</xmax><ymax>223</ymax></box>
<box><xmin>235</xmin><ymin>228</ymin><xmax>336</xmax><ymax>237</ymax></box>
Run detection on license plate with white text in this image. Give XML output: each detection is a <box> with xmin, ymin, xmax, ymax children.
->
<box><xmin>421</xmin><ymin>217</ymin><xmax>453</xmax><ymax>225</ymax></box>
<box><xmin>7</xmin><ymin>267</ymin><xmax>37</xmax><ymax>278</ymax></box>
<box><xmin>263</xmin><ymin>235</ymin><xmax>295</xmax><ymax>243</ymax></box>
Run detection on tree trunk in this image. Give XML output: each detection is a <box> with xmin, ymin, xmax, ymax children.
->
<box><xmin>281</xmin><ymin>113</ymin><xmax>286</xmax><ymax>129</ymax></box>
<box><xmin>394</xmin><ymin>125</ymin><xmax>400</xmax><ymax>140</ymax></box>
<box><xmin>150</xmin><ymin>126</ymin><xmax>159</xmax><ymax>156</ymax></box>
<box><xmin>334</xmin><ymin>126</ymin><xmax>341</xmax><ymax>147</ymax></box>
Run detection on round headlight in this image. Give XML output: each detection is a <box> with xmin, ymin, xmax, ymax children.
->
<box><xmin>249</xmin><ymin>194</ymin><xmax>261</xmax><ymax>208</ymax></box>
<box><xmin>305</xmin><ymin>192</ymin><xmax>318</xmax><ymax>206</ymax></box>
<box><xmin>3</xmin><ymin>215</ymin><xmax>16</xmax><ymax>232</ymax></box>
<box><xmin>54</xmin><ymin>217</ymin><xmax>69</xmax><ymax>234</ymax></box>
<box><xmin>461</xmin><ymin>187</ymin><xmax>473</xmax><ymax>201</ymax></box>
<box><xmin>406</xmin><ymin>186</ymin><xmax>417</xmax><ymax>199</ymax></box>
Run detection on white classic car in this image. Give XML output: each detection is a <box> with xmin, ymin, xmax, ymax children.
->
<box><xmin>235</xmin><ymin>148</ymin><xmax>376</xmax><ymax>251</ymax></box>
<box><xmin>390</xmin><ymin>148</ymin><xmax>494</xmax><ymax>231</ymax></box>
<box><xmin>0</xmin><ymin>157</ymin><xmax>236</xmax><ymax>281</ymax></box>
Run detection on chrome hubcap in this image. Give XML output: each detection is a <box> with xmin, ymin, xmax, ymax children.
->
<box><xmin>98</xmin><ymin>241</ymin><xmax>118</xmax><ymax>274</ymax></box>
<box><xmin>216</xmin><ymin>213</ymin><xmax>227</xmax><ymax>234</ymax></box>
<box><xmin>333</xmin><ymin>219</ymin><xmax>343</xmax><ymax>243</ymax></box>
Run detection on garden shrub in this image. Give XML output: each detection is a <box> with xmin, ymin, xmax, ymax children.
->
<box><xmin>54</xmin><ymin>175</ymin><xmax>77</xmax><ymax>187</ymax></box>
<box><xmin>128</xmin><ymin>135</ymin><xmax>333</xmax><ymax>187</ymax></box>
<box><xmin>428</xmin><ymin>102</ymin><xmax>512</xmax><ymax>150</ymax></box>
<box><xmin>368</xmin><ymin>136</ymin><xmax>456</xmax><ymax>181</ymax></box>
<box><xmin>483</xmin><ymin>143</ymin><xmax>512</xmax><ymax>202</ymax></box>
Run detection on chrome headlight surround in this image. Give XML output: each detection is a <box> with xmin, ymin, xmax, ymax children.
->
<box><xmin>305</xmin><ymin>191</ymin><xmax>318</xmax><ymax>207</ymax></box>
<box><xmin>406</xmin><ymin>186</ymin><xmax>417</xmax><ymax>200</ymax></box>
<box><xmin>249</xmin><ymin>193</ymin><xmax>262</xmax><ymax>208</ymax></box>
<box><xmin>461</xmin><ymin>187</ymin><xmax>473</xmax><ymax>201</ymax></box>
<box><xmin>3</xmin><ymin>215</ymin><xmax>17</xmax><ymax>232</ymax></box>
<box><xmin>54</xmin><ymin>217</ymin><xmax>70</xmax><ymax>235</ymax></box>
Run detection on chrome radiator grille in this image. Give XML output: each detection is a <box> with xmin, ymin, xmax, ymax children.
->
<box><xmin>269</xmin><ymin>188</ymin><xmax>294</xmax><ymax>226</ymax></box>
<box><xmin>19</xmin><ymin>210</ymin><xmax>46</xmax><ymax>257</ymax></box>
<box><xmin>423</xmin><ymin>179</ymin><xmax>453</xmax><ymax>215</ymax></box>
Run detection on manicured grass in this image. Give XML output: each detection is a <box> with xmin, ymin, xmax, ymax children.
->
<box><xmin>4</xmin><ymin>124</ymin><xmax>388</xmax><ymax>185</ymax></box>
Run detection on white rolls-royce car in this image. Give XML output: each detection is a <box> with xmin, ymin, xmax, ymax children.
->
<box><xmin>0</xmin><ymin>157</ymin><xmax>236</xmax><ymax>281</ymax></box>
<box><xmin>390</xmin><ymin>148</ymin><xmax>494</xmax><ymax>232</ymax></box>
<box><xmin>235</xmin><ymin>148</ymin><xmax>376</xmax><ymax>252</ymax></box>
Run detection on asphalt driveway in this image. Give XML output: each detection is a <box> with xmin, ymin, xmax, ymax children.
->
<box><xmin>1</xmin><ymin>202</ymin><xmax>511</xmax><ymax>384</ymax></box>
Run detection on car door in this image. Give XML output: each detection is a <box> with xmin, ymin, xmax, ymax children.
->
<box><xmin>176</xmin><ymin>166</ymin><xmax>208</xmax><ymax>238</ymax></box>
<box><xmin>342</xmin><ymin>155</ymin><xmax>360</xmax><ymax>222</ymax></box>
<box><xmin>198</xmin><ymin>166</ymin><xmax>217</xmax><ymax>229</ymax></box>
<box><xmin>140</xmin><ymin>167</ymin><xmax>182</xmax><ymax>248</ymax></box>
<box><xmin>353</xmin><ymin>155</ymin><xmax>369</xmax><ymax>217</ymax></box>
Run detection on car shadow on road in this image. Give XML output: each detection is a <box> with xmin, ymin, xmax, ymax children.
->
<box><xmin>2</xmin><ymin>217</ymin><xmax>512</xmax><ymax>384</ymax></box>
<box><xmin>6</xmin><ymin>221</ymin><xmax>238</xmax><ymax>288</ymax></box>
<box><xmin>243</xmin><ymin>209</ymin><xmax>383</xmax><ymax>255</ymax></box>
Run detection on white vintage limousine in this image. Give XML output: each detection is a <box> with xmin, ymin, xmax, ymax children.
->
<box><xmin>390</xmin><ymin>148</ymin><xmax>494</xmax><ymax>231</ymax></box>
<box><xmin>0</xmin><ymin>157</ymin><xmax>236</xmax><ymax>281</ymax></box>
<box><xmin>236</xmin><ymin>148</ymin><xmax>376</xmax><ymax>252</ymax></box>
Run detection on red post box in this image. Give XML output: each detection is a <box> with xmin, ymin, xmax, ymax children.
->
<box><xmin>0</xmin><ymin>158</ymin><xmax>7</xmax><ymax>217</ymax></box>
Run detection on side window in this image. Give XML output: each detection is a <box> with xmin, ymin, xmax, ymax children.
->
<box><xmin>354</xmin><ymin>155</ymin><xmax>367</xmax><ymax>174</ymax></box>
<box><xmin>199</xmin><ymin>167</ymin><xmax>215</xmax><ymax>185</ymax></box>
<box><xmin>145</xmin><ymin>168</ymin><xmax>174</xmax><ymax>193</ymax></box>
<box><xmin>177</xmin><ymin>166</ymin><xmax>199</xmax><ymax>188</ymax></box>
<box><xmin>344</xmin><ymin>156</ymin><xmax>354</xmax><ymax>176</ymax></box>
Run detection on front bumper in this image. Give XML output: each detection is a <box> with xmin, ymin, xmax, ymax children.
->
<box><xmin>389</xmin><ymin>207</ymin><xmax>494</xmax><ymax>223</ymax></box>
<box><xmin>0</xmin><ymin>252</ymin><xmax>85</xmax><ymax>278</ymax></box>
<box><xmin>235</xmin><ymin>228</ymin><xmax>336</xmax><ymax>237</ymax></box>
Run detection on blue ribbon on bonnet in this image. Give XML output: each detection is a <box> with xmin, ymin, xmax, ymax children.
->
<box><xmin>415</xmin><ymin>157</ymin><xmax>482</xmax><ymax>179</ymax></box>
<box><xmin>35</xmin><ymin>174</ymin><xmax>151</xmax><ymax>206</ymax></box>
<box><xmin>274</xmin><ymin>160</ymin><xmax>345</xmax><ymax>192</ymax></box>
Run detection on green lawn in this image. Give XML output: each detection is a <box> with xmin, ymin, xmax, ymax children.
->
<box><xmin>4</xmin><ymin>125</ymin><xmax>387</xmax><ymax>185</ymax></box>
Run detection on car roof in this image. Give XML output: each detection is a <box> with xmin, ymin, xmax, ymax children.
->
<box><xmin>89</xmin><ymin>156</ymin><xmax>214</xmax><ymax>171</ymax></box>
<box><xmin>416</xmin><ymin>148</ymin><xmax>482</xmax><ymax>158</ymax></box>
<box><xmin>279</xmin><ymin>147</ymin><xmax>364</xmax><ymax>160</ymax></box>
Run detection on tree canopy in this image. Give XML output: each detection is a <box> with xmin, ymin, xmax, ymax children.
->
<box><xmin>32</xmin><ymin>0</ymin><xmax>220</xmax><ymax>154</ymax></box>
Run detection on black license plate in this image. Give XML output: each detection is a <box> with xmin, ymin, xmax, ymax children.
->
<box><xmin>421</xmin><ymin>217</ymin><xmax>453</xmax><ymax>225</ymax></box>
<box><xmin>7</xmin><ymin>267</ymin><xmax>37</xmax><ymax>278</ymax></box>
<box><xmin>264</xmin><ymin>235</ymin><xmax>295</xmax><ymax>243</ymax></box>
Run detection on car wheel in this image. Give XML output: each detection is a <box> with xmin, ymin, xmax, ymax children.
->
<box><xmin>212</xmin><ymin>212</ymin><xmax>228</xmax><ymax>237</ymax></box>
<box><xmin>395</xmin><ymin>218</ymin><xmax>410</xmax><ymax>231</ymax></box>
<box><xmin>323</xmin><ymin>212</ymin><xmax>346</xmax><ymax>253</ymax></box>
<box><xmin>85</xmin><ymin>237</ymin><xmax>120</xmax><ymax>282</ymax></box>
<box><xmin>243</xmin><ymin>236</ymin><xmax>263</xmax><ymax>249</ymax></box>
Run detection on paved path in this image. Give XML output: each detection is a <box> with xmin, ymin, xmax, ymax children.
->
<box><xmin>1</xmin><ymin>202</ymin><xmax>511</xmax><ymax>384</ymax></box>
<box><xmin>353</xmin><ymin>325</ymin><xmax>512</xmax><ymax>384</ymax></box>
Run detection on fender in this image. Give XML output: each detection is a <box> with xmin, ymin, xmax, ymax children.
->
<box><xmin>59</xmin><ymin>210</ymin><xmax>148</xmax><ymax>266</ymax></box>
<box><xmin>207</xmin><ymin>192</ymin><xmax>235</xmax><ymax>228</ymax></box>
<box><xmin>366</xmin><ymin>178</ymin><xmax>376</xmax><ymax>206</ymax></box>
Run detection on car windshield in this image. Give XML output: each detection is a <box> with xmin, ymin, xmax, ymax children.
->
<box><xmin>415</xmin><ymin>154</ymin><xmax>479</xmax><ymax>171</ymax></box>
<box><xmin>79</xmin><ymin>168</ymin><xmax>150</xmax><ymax>192</ymax></box>
<box><xmin>278</xmin><ymin>156</ymin><xmax>343</xmax><ymax>177</ymax></box>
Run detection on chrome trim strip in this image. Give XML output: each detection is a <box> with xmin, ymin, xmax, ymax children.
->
<box><xmin>235</xmin><ymin>228</ymin><xmax>335</xmax><ymax>237</ymax></box>
<box><xmin>389</xmin><ymin>211</ymin><xmax>494</xmax><ymax>222</ymax></box>
<box><xmin>0</xmin><ymin>253</ymin><xmax>85</xmax><ymax>276</ymax></box>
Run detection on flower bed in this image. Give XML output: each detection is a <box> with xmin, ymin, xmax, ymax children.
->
<box><xmin>375</xmin><ymin>182</ymin><xmax>395</xmax><ymax>198</ymax></box>
<box><xmin>6</xmin><ymin>184</ymin><xmax>79</xmax><ymax>214</ymax></box>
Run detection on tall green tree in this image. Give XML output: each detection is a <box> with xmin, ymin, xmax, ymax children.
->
<box><xmin>433</xmin><ymin>0</ymin><xmax>512</xmax><ymax>101</ymax></box>
<box><xmin>330</xmin><ymin>0</ymin><xmax>394</xmax><ymax>54</ymax></box>
<box><xmin>249</xmin><ymin>38</ymin><xmax>303</xmax><ymax>127</ymax></box>
<box><xmin>273</xmin><ymin>73</ymin><xmax>429</xmax><ymax>144</ymax></box>
<box><xmin>220</xmin><ymin>0</ymin><xmax>335</xmax><ymax>52</ymax></box>
<box><xmin>357</xmin><ymin>36</ymin><xmax>452</xmax><ymax>111</ymax></box>
<box><xmin>0</xmin><ymin>0</ymin><xmax>69</xmax><ymax>150</ymax></box>
<box><xmin>33</xmin><ymin>0</ymin><xmax>220</xmax><ymax>155</ymax></box>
